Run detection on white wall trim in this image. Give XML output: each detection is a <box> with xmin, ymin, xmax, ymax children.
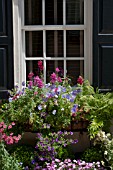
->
<box><xmin>84</xmin><ymin>0</ymin><xmax>93</xmax><ymax>83</ymax></box>
<box><xmin>12</xmin><ymin>0</ymin><xmax>25</xmax><ymax>89</ymax></box>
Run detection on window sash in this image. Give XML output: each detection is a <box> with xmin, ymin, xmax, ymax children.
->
<box><xmin>22</xmin><ymin>0</ymin><xmax>85</xmax><ymax>83</ymax></box>
<box><xmin>12</xmin><ymin>0</ymin><xmax>93</xmax><ymax>88</ymax></box>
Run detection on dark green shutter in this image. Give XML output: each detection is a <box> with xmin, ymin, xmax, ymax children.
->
<box><xmin>0</xmin><ymin>0</ymin><xmax>13</xmax><ymax>99</ymax></box>
<box><xmin>93</xmin><ymin>0</ymin><xmax>113</xmax><ymax>91</ymax></box>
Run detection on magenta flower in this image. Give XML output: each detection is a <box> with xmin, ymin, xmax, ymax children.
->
<box><xmin>57</xmin><ymin>77</ymin><xmax>62</xmax><ymax>83</ymax></box>
<box><xmin>28</xmin><ymin>72</ymin><xmax>34</xmax><ymax>80</ymax></box>
<box><xmin>28</xmin><ymin>80</ymin><xmax>33</xmax><ymax>88</ymax></box>
<box><xmin>50</xmin><ymin>73</ymin><xmax>57</xmax><ymax>83</ymax></box>
<box><xmin>77</xmin><ymin>76</ymin><xmax>84</xmax><ymax>85</ymax></box>
<box><xmin>38</xmin><ymin>60</ymin><xmax>43</xmax><ymax>71</ymax></box>
<box><xmin>34</xmin><ymin>76</ymin><xmax>44</xmax><ymax>88</ymax></box>
<box><xmin>72</xmin><ymin>113</ymin><xmax>77</xmax><ymax>117</ymax></box>
<box><xmin>56</xmin><ymin>67</ymin><xmax>60</xmax><ymax>72</ymax></box>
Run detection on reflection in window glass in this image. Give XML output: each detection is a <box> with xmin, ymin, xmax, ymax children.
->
<box><xmin>25</xmin><ymin>31</ymin><xmax>43</xmax><ymax>57</ymax></box>
<box><xmin>46</xmin><ymin>60</ymin><xmax>64</xmax><ymax>82</ymax></box>
<box><xmin>67</xmin><ymin>60</ymin><xmax>84</xmax><ymax>85</ymax></box>
<box><xmin>24</xmin><ymin>0</ymin><xmax>42</xmax><ymax>25</ymax></box>
<box><xmin>26</xmin><ymin>60</ymin><xmax>44</xmax><ymax>81</ymax></box>
<box><xmin>46</xmin><ymin>31</ymin><xmax>63</xmax><ymax>57</ymax></box>
<box><xmin>66</xmin><ymin>30</ymin><xmax>84</xmax><ymax>57</ymax></box>
<box><xmin>45</xmin><ymin>0</ymin><xmax>63</xmax><ymax>25</ymax></box>
<box><xmin>66</xmin><ymin>0</ymin><xmax>84</xmax><ymax>25</ymax></box>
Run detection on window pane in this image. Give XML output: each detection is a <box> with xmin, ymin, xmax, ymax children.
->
<box><xmin>26</xmin><ymin>60</ymin><xmax>43</xmax><ymax>81</ymax></box>
<box><xmin>66</xmin><ymin>0</ymin><xmax>84</xmax><ymax>25</ymax></box>
<box><xmin>45</xmin><ymin>0</ymin><xmax>63</xmax><ymax>25</ymax></box>
<box><xmin>46</xmin><ymin>60</ymin><xmax>64</xmax><ymax>82</ymax></box>
<box><xmin>24</xmin><ymin>0</ymin><xmax>42</xmax><ymax>25</ymax></box>
<box><xmin>67</xmin><ymin>60</ymin><xmax>84</xmax><ymax>85</ymax></box>
<box><xmin>46</xmin><ymin>31</ymin><xmax>63</xmax><ymax>57</ymax></box>
<box><xmin>25</xmin><ymin>31</ymin><xmax>43</xmax><ymax>57</ymax></box>
<box><xmin>66</xmin><ymin>30</ymin><xmax>84</xmax><ymax>57</ymax></box>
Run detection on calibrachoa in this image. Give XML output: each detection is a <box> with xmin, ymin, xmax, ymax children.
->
<box><xmin>33</xmin><ymin>131</ymin><xmax>78</xmax><ymax>163</ymax></box>
<box><xmin>44</xmin><ymin>159</ymin><xmax>104</xmax><ymax>170</ymax></box>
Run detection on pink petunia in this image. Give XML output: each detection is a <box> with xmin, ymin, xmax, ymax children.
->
<box><xmin>10</xmin><ymin>133</ymin><xmax>14</xmax><ymax>136</ymax></box>
<box><xmin>8</xmin><ymin>125</ymin><xmax>12</xmax><ymax>129</ymax></box>
<box><xmin>11</xmin><ymin>122</ymin><xmax>15</xmax><ymax>126</ymax></box>
<box><xmin>1</xmin><ymin>122</ymin><xmax>4</xmax><ymax>125</ymax></box>
<box><xmin>3</xmin><ymin>125</ymin><xmax>7</xmax><ymax>129</ymax></box>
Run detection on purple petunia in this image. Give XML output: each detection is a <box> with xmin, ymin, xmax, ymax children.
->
<box><xmin>38</xmin><ymin>105</ymin><xmax>42</xmax><ymax>110</ymax></box>
<box><xmin>71</xmin><ymin>104</ymin><xmax>78</xmax><ymax>113</ymax></box>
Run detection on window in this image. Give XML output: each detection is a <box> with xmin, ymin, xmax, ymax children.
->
<box><xmin>13</xmin><ymin>0</ymin><xmax>92</xmax><ymax>87</ymax></box>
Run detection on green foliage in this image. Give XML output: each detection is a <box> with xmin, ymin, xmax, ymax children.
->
<box><xmin>75</xmin><ymin>80</ymin><xmax>113</xmax><ymax>139</ymax></box>
<box><xmin>9</xmin><ymin>145</ymin><xmax>34</xmax><ymax>168</ymax></box>
<box><xmin>56</xmin><ymin>146</ymin><xmax>69</xmax><ymax>159</ymax></box>
<box><xmin>0</xmin><ymin>87</ymin><xmax>44</xmax><ymax>132</ymax></box>
<box><xmin>0</xmin><ymin>142</ymin><xmax>22</xmax><ymax>170</ymax></box>
<box><xmin>94</xmin><ymin>131</ymin><xmax>113</xmax><ymax>170</ymax></box>
<box><xmin>0</xmin><ymin>80</ymin><xmax>79</xmax><ymax>133</ymax></box>
<box><xmin>81</xmin><ymin>146</ymin><xmax>103</xmax><ymax>163</ymax></box>
<box><xmin>35</xmin><ymin>131</ymin><xmax>78</xmax><ymax>163</ymax></box>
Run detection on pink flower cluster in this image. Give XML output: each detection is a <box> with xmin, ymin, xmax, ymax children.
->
<box><xmin>77</xmin><ymin>76</ymin><xmax>84</xmax><ymax>85</ymax></box>
<box><xmin>28</xmin><ymin>72</ymin><xmax>34</xmax><ymax>80</ymax></box>
<box><xmin>34</xmin><ymin>76</ymin><xmax>44</xmax><ymax>88</ymax></box>
<box><xmin>27</xmin><ymin>61</ymin><xmax>44</xmax><ymax>88</ymax></box>
<box><xmin>0</xmin><ymin>122</ymin><xmax>21</xmax><ymax>145</ymax></box>
<box><xmin>38</xmin><ymin>60</ymin><xmax>43</xmax><ymax>71</ymax></box>
<box><xmin>28</xmin><ymin>74</ymin><xmax>44</xmax><ymax>89</ymax></box>
<box><xmin>50</xmin><ymin>72</ymin><xmax>62</xmax><ymax>84</ymax></box>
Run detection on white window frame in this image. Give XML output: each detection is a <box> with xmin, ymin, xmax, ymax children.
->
<box><xmin>12</xmin><ymin>0</ymin><xmax>93</xmax><ymax>89</ymax></box>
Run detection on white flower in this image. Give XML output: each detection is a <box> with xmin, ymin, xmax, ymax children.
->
<box><xmin>52</xmin><ymin>110</ymin><xmax>56</xmax><ymax>115</ymax></box>
<box><xmin>104</xmin><ymin>150</ymin><xmax>108</xmax><ymax>155</ymax></box>
<box><xmin>61</xmin><ymin>108</ymin><xmax>64</xmax><ymax>111</ymax></box>
<box><xmin>8</xmin><ymin>97</ymin><xmax>12</xmax><ymax>103</ymax></box>
<box><xmin>55</xmin><ymin>95</ymin><xmax>58</xmax><ymax>98</ymax></box>
<box><xmin>44</xmin><ymin>105</ymin><xmax>47</xmax><ymax>108</ymax></box>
